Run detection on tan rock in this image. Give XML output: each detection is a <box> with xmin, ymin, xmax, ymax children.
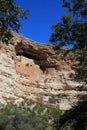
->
<box><xmin>0</xmin><ymin>31</ymin><xmax>86</xmax><ymax>109</ymax></box>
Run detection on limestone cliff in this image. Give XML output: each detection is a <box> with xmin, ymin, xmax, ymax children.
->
<box><xmin>0</xmin><ymin>31</ymin><xmax>86</xmax><ymax>110</ymax></box>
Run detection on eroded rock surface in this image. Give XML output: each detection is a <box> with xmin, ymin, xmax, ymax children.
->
<box><xmin>0</xmin><ymin>31</ymin><xmax>86</xmax><ymax>109</ymax></box>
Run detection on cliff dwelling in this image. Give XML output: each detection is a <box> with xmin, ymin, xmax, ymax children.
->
<box><xmin>14</xmin><ymin>42</ymin><xmax>56</xmax><ymax>82</ymax></box>
<box><xmin>15</xmin><ymin>55</ymin><xmax>56</xmax><ymax>82</ymax></box>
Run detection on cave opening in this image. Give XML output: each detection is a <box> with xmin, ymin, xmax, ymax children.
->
<box><xmin>16</xmin><ymin>52</ymin><xmax>43</xmax><ymax>61</ymax></box>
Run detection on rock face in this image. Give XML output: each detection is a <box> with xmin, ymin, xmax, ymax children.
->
<box><xmin>0</xmin><ymin>31</ymin><xmax>86</xmax><ymax>109</ymax></box>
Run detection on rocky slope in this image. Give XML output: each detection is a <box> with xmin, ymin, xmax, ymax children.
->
<box><xmin>0</xmin><ymin>31</ymin><xmax>86</xmax><ymax>109</ymax></box>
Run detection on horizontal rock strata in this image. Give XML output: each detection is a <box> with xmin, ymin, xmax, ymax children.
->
<box><xmin>0</xmin><ymin>31</ymin><xmax>86</xmax><ymax>110</ymax></box>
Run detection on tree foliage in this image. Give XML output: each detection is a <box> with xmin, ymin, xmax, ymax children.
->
<box><xmin>0</xmin><ymin>0</ymin><xmax>29</xmax><ymax>43</ymax></box>
<box><xmin>55</xmin><ymin>95</ymin><xmax>87</xmax><ymax>130</ymax></box>
<box><xmin>50</xmin><ymin>0</ymin><xmax>87</xmax><ymax>48</ymax></box>
<box><xmin>50</xmin><ymin>0</ymin><xmax>87</xmax><ymax>83</ymax></box>
<box><xmin>0</xmin><ymin>100</ymin><xmax>62</xmax><ymax>130</ymax></box>
<box><xmin>50</xmin><ymin>1</ymin><xmax>87</xmax><ymax>129</ymax></box>
<box><xmin>74</xmin><ymin>49</ymin><xmax>87</xmax><ymax>83</ymax></box>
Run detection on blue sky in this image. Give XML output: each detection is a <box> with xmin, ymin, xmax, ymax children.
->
<box><xmin>14</xmin><ymin>0</ymin><xmax>67</xmax><ymax>44</ymax></box>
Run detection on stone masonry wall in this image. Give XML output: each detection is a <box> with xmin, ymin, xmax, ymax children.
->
<box><xmin>15</xmin><ymin>56</ymin><xmax>43</xmax><ymax>82</ymax></box>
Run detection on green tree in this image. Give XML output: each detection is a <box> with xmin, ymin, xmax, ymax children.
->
<box><xmin>55</xmin><ymin>95</ymin><xmax>87</xmax><ymax>130</ymax></box>
<box><xmin>50</xmin><ymin>0</ymin><xmax>87</xmax><ymax>83</ymax></box>
<box><xmin>0</xmin><ymin>100</ymin><xmax>61</xmax><ymax>130</ymax></box>
<box><xmin>50</xmin><ymin>0</ymin><xmax>87</xmax><ymax>48</ymax></box>
<box><xmin>0</xmin><ymin>0</ymin><xmax>29</xmax><ymax>43</ymax></box>
<box><xmin>50</xmin><ymin>1</ymin><xmax>87</xmax><ymax>130</ymax></box>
